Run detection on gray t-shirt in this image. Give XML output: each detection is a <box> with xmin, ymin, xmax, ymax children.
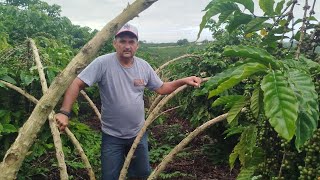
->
<box><xmin>78</xmin><ymin>52</ymin><xmax>163</xmax><ymax>138</ymax></box>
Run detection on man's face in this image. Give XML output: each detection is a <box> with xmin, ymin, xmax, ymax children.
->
<box><xmin>113</xmin><ymin>34</ymin><xmax>139</xmax><ymax>59</ymax></box>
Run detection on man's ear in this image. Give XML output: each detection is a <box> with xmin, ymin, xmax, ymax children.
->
<box><xmin>112</xmin><ymin>39</ymin><xmax>116</xmax><ymax>49</ymax></box>
<box><xmin>135</xmin><ymin>39</ymin><xmax>139</xmax><ymax>49</ymax></box>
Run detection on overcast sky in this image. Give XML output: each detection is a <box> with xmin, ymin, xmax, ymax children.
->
<box><xmin>43</xmin><ymin>0</ymin><xmax>320</xmax><ymax>43</ymax></box>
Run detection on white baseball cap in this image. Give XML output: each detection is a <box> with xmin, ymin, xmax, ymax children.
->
<box><xmin>115</xmin><ymin>23</ymin><xmax>138</xmax><ymax>39</ymax></box>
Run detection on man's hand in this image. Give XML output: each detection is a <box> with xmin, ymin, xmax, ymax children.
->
<box><xmin>183</xmin><ymin>76</ymin><xmax>202</xmax><ymax>88</ymax></box>
<box><xmin>55</xmin><ymin>113</ymin><xmax>69</xmax><ymax>131</ymax></box>
<box><xmin>155</xmin><ymin>76</ymin><xmax>202</xmax><ymax>95</ymax></box>
<box><xmin>54</xmin><ymin>78</ymin><xmax>86</xmax><ymax>131</ymax></box>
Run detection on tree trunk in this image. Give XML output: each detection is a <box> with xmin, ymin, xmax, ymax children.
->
<box><xmin>0</xmin><ymin>0</ymin><xmax>158</xmax><ymax>179</ymax></box>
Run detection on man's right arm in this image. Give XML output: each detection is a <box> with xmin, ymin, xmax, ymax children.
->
<box><xmin>55</xmin><ymin>77</ymin><xmax>87</xmax><ymax>131</ymax></box>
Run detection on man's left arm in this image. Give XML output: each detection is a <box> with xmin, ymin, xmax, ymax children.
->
<box><xmin>155</xmin><ymin>76</ymin><xmax>202</xmax><ymax>95</ymax></box>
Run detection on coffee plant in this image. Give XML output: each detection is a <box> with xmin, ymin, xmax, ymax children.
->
<box><xmin>196</xmin><ymin>0</ymin><xmax>320</xmax><ymax>179</ymax></box>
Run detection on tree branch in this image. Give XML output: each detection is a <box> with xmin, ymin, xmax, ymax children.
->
<box><xmin>80</xmin><ymin>90</ymin><xmax>101</xmax><ymax>120</ymax></box>
<box><xmin>119</xmin><ymin>78</ymin><xmax>209</xmax><ymax>180</ymax></box>
<box><xmin>270</xmin><ymin>1</ymin><xmax>294</xmax><ymax>31</ymax></box>
<box><xmin>0</xmin><ymin>0</ymin><xmax>158</xmax><ymax>178</ymax></box>
<box><xmin>278</xmin><ymin>150</ymin><xmax>287</xmax><ymax>178</ymax></box>
<box><xmin>295</xmin><ymin>0</ymin><xmax>310</xmax><ymax>59</ymax></box>
<box><xmin>64</xmin><ymin>128</ymin><xmax>96</xmax><ymax>180</ymax></box>
<box><xmin>309</xmin><ymin>0</ymin><xmax>316</xmax><ymax>16</ymax></box>
<box><xmin>29</xmin><ymin>38</ymin><xmax>48</xmax><ymax>93</ymax></box>
<box><xmin>29</xmin><ymin>38</ymin><xmax>69</xmax><ymax>180</ymax></box>
<box><xmin>148</xmin><ymin>94</ymin><xmax>165</xmax><ymax>114</ymax></box>
<box><xmin>151</xmin><ymin>106</ymin><xmax>181</xmax><ymax>123</ymax></box>
<box><xmin>281</xmin><ymin>0</ymin><xmax>297</xmax><ymax>45</ymax></box>
<box><xmin>0</xmin><ymin>80</ymin><xmax>38</xmax><ymax>104</ymax></box>
<box><xmin>303</xmin><ymin>0</ymin><xmax>317</xmax><ymax>56</ymax></box>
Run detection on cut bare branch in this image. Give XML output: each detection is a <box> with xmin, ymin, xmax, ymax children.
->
<box><xmin>149</xmin><ymin>54</ymin><xmax>201</xmax><ymax>113</ymax></box>
<box><xmin>80</xmin><ymin>90</ymin><xmax>101</xmax><ymax>120</ymax></box>
<box><xmin>29</xmin><ymin>38</ymin><xmax>68</xmax><ymax>180</ymax></box>
<box><xmin>29</xmin><ymin>38</ymin><xmax>48</xmax><ymax>92</ymax></box>
<box><xmin>148</xmin><ymin>94</ymin><xmax>165</xmax><ymax>114</ymax></box>
<box><xmin>0</xmin><ymin>1</ymin><xmax>158</xmax><ymax>178</ymax></box>
<box><xmin>65</xmin><ymin>128</ymin><xmax>96</xmax><ymax>180</ymax></box>
<box><xmin>47</xmin><ymin>113</ymin><xmax>69</xmax><ymax>180</ymax></box>
<box><xmin>0</xmin><ymin>80</ymin><xmax>38</xmax><ymax>104</ymax></box>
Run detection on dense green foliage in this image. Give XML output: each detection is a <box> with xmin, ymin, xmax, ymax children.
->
<box><xmin>194</xmin><ymin>0</ymin><xmax>320</xmax><ymax>179</ymax></box>
<box><xmin>0</xmin><ymin>1</ymin><xmax>89</xmax><ymax>48</ymax></box>
<box><xmin>0</xmin><ymin>0</ymin><xmax>112</xmax><ymax>178</ymax></box>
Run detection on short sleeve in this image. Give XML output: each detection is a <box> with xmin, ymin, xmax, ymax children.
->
<box><xmin>145</xmin><ymin>63</ymin><xmax>163</xmax><ymax>91</ymax></box>
<box><xmin>77</xmin><ymin>58</ymin><xmax>103</xmax><ymax>86</ymax></box>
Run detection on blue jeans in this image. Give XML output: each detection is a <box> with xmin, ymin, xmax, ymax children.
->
<box><xmin>101</xmin><ymin>133</ymin><xmax>151</xmax><ymax>180</ymax></box>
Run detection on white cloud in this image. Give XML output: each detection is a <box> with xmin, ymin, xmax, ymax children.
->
<box><xmin>43</xmin><ymin>0</ymin><xmax>320</xmax><ymax>43</ymax></box>
<box><xmin>44</xmin><ymin>0</ymin><xmax>212</xmax><ymax>42</ymax></box>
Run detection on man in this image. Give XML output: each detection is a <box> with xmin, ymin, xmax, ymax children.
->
<box><xmin>55</xmin><ymin>23</ymin><xmax>201</xmax><ymax>180</ymax></box>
